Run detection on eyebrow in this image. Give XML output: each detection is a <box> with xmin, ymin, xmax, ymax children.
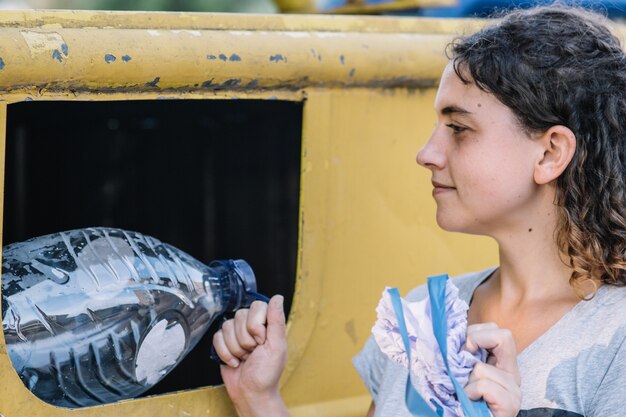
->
<box><xmin>441</xmin><ymin>105</ymin><xmax>471</xmax><ymax>116</ymax></box>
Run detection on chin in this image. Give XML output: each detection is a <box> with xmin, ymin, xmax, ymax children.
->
<box><xmin>435</xmin><ymin>212</ymin><xmax>483</xmax><ymax>235</ymax></box>
<box><xmin>435</xmin><ymin>214</ymin><xmax>463</xmax><ymax>232</ymax></box>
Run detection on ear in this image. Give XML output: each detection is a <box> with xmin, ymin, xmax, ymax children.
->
<box><xmin>533</xmin><ymin>125</ymin><xmax>576</xmax><ymax>185</ymax></box>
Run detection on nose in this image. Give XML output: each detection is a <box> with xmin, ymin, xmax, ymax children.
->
<box><xmin>416</xmin><ymin>127</ymin><xmax>446</xmax><ymax>170</ymax></box>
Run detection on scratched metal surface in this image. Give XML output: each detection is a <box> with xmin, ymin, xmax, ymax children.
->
<box><xmin>0</xmin><ymin>10</ymin><xmax>491</xmax><ymax>98</ymax></box>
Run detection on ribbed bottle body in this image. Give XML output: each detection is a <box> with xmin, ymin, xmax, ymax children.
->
<box><xmin>1</xmin><ymin>227</ymin><xmax>251</xmax><ymax>408</ymax></box>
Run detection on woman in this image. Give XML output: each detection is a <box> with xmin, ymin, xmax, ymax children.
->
<box><xmin>212</xmin><ymin>5</ymin><xmax>626</xmax><ymax>417</ymax></box>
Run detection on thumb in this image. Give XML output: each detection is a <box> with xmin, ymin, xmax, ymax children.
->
<box><xmin>266</xmin><ymin>295</ymin><xmax>286</xmax><ymax>343</ymax></box>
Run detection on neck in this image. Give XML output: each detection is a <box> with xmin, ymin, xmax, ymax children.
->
<box><xmin>488</xmin><ymin>193</ymin><xmax>578</xmax><ymax>303</ymax></box>
<box><xmin>496</xmin><ymin>237</ymin><xmax>574</xmax><ymax>302</ymax></box>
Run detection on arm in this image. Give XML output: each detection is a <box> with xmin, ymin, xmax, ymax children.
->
<box><xmin>366</xmin><ymin>401</ymin><xmax>376</xmax><ymax>417</ymax></box>
<box><xmin>463</xmin><ymin>323</ymin><xmax>521</xmax><ymax>417</ymax></box>
<box><xmin>213</xmin><ymin>295</ymin><xmax>291</xmax><ymax>417</ymax></box>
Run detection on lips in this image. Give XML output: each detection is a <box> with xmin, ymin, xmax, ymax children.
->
<box><xmin>431</xmin><ymin>180</ymin><xmax>455</xmax><ymax>195</ymax></box>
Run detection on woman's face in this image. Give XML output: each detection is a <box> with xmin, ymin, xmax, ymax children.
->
<box><xmin>416</xmin><ymin>63</ymin><xmax>544</xmax><ymax>236</ymax></box>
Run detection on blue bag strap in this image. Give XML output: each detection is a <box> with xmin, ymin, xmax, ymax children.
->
<box><xmin>427</xmin><ymin>275</ymin><xmax>492</xmax><ymax>417</ymax></box>
<box><xmin>388</xmin><ymin>287</ymin><xmax>442</xmax><ymax>417</ymax></box>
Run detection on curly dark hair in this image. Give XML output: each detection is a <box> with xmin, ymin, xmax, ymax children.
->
<box><xmin>448</xmin><ymin>5</ymin><xmax>626</xmax><ymax>290</ymax></box>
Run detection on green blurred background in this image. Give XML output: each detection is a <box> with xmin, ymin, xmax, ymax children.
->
<box><xmin>0</xmin><ymin>0</ymin><xmax>278</xmax><ymax>12</ymax></box>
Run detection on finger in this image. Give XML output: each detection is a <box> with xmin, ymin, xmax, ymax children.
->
<box><xmin>212</xmin><ymin>330</ymin><xmax>240</xmax><ymax>368</ymax></box>
<box><xmin>221</xmin><ymin>318</ymin><xmax>251</xmax><ymax>360</ymax></box>
<box><xmin>465</xmin><ymin>322</ymin><xmax>499</xmax><ymax>353</ymax></box>
<box><xmin>247</xmin><ymin>300</ymin><xmax>269</xmax><ymax>345</ymax></box>
<box><xmin>467</xmin><ymin>328</ymin><xmax>519</xmax><ymax>381</ymax></box>
<box><xmin>234</xmin><ymin>309</ymin><xmax>258</xmax><ymax>351</ymax></box>
<box><xmin>468</xmin><ymin>362</ymin><xmax>519</xmax><ymax>394</ymax></box>
<box><xmin>465</xmin><ymin>378</ymin><xmax>520</xmax><ymax>412</ymax></box>
<box><xmin>467</xmin><ymin>322</ymin><xmax>499</xmax><ymax>332</ymax></box>
<box><xmin>266</xmin><ymin>295</ymin><xmax>286</xmax><ymax>345</ymax></box>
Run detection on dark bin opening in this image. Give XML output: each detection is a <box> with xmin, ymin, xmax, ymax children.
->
<box><xmin>2</xmin><ymin>98</ymin><xmax>302</xmax><ymax>397</ymax></box>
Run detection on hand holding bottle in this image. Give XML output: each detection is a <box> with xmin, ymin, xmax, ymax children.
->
<box><xmin>2</xmin><ymin>227</ymin><xmax>261</xmax><ymax>408</ymax></box>
<box><xmin>213</xmin><ymin>295</ymin><xmax>290</xmax><ymax>417</ymax></box>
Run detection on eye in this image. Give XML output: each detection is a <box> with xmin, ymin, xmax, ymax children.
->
<box><xmin>445</xmin><ymin>123</ymin><xmax>467</xmax><ymax>134</ymax></box>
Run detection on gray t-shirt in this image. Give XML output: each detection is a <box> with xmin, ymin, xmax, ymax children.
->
<box><xmin>353</xmin><ymin>268</ymin><xmax>626</xmax><ymax>417</ymax></box>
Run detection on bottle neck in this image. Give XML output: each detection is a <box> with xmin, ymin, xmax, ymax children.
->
<box><xmin>207</xmin><ymin>259</ymin><xmax>257</xmax><ymax>312</ymax></box>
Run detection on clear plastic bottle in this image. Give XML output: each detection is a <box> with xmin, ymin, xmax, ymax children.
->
<box><xmin>1</xmin><ymin>227</ymin><xmax>260</xmax><ymax>408</ymax></box>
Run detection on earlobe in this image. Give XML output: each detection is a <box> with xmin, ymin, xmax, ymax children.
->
<box><xmin>533</xmin><ymin>125</ymin><xmax>576</xmax><ymax>185</ymax></box>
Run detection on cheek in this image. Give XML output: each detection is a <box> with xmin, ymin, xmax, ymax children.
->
<box><xmin>458</xmin><ymin>151</ymin><xmax>535</xmax><ymax>205</ymax></box>
<box><xmin>480</xmin><ymin>160</ymin><xmax>535</xmax><ymax>206</ymax></box>
<box><xmin>455</xmin><ymin>149</ymin><xmax>503</xmax><ymax>191</ymax></box>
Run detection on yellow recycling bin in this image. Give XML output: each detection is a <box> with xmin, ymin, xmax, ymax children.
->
<box><xmin>0</xmin><ymin>10</ymin><xmax>497</xmax><ymax>417</ymax></box>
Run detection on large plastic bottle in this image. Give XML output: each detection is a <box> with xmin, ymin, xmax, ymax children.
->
<box><xmin>1</xmin><ymin>227</ymin><xmax>260</xmax><ymax>408</ymax></box>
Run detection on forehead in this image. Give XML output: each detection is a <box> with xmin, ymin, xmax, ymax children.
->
<box><xmin>434</xmin><ymin>63</ymin><xmax>500</xmax><ymax>115</ymax></box>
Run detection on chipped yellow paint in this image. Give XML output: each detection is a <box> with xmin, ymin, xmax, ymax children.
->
<box><xmin>0</xmin><ymin>26</ymin><xmax>456</xmax><ymax>95</ymax></box>
<box><xmin>2</xmin><ymin>90</ymin><xmax>304</xmax><ymax>104</ymax></box>
<box><xmin>0</xmin><ymin>10</ymin><xmax>481</xmax><ymax>33</ymax></box>
<box><xmin>0</xmin><ymin>10</ymin><xmax>503</xmax><ymax>417</ymax></box>
<box><xmin>0</xmin><ymin>10</ymin><xmax>486</xmax><ymax>98</ymax></box>
<box><xmin>19</xmin><ymin>30</ymin><xmax>67</xmax><ymax>58</ymax></box>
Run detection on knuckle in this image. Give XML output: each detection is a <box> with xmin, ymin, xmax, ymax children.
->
<box><xmin>234</xmin><ymin>309</ymin><xmax>248</xmax><ymax>321</ymax></box>
<box><xmin>475</xmin><ymin>379</ymin><xmax>489</xmax><ymax>393</ymax></box>
<box><xmin>222</xmin><ymin>319</ymin><xmax>235</xmax><ymax>331</ymax></box>
<box><xmin>472</xmin><ymin>362</ymin><xmax>486</xmax><ymax>378</ymax></box>
<box><xmin>464</xmin><ymin>335</ymin><xmax>478</xmax><ymax>353</ymax></box>
<box><xmin>240</xmin><ymin>339</ymin><xmax>257</xmax><ymax>350</ymax></box>
<box><xmin>466</xmin><ymin>324</ymin><xmax>481</xmax><ymax>335</ymax></box>
<box><xmin>217</xmin><ymin>351</ymin><xmax>233</xmax><ymax>362</ymax></box>
<box><xmin>233</xmin><ymin>349</ymin><xmax>247</xmax><ymax>359</ymax></box>
<box><xmin>248</xmin><ymin>322</ymin><xmax>265</xmax><ymax>335</ymax></box>
<box><xmin>465</xmin><ymin>382</ymin><xmax>480</xmax><ymax>399</ymax></box>
<box><xmin>227</xmin><ymin>340</ymin><xmax>245</xmax><ymax>355</ymax></box>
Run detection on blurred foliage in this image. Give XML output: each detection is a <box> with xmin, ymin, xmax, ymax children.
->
<box><xmin>26</xmin><ymin>0</ymin><xmax>278</xmax><ymax>12</ymax></box>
